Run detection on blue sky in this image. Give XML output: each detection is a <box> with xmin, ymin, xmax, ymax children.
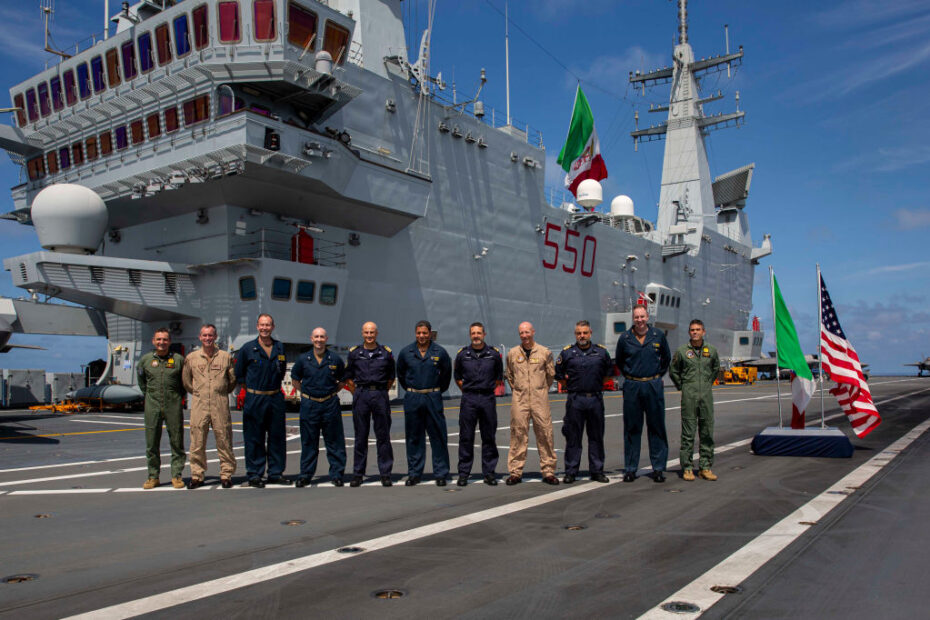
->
<box><xmin>0</xmin><ymin>0</ymin><xmax>928</xmax><ymax>374</ymax></box>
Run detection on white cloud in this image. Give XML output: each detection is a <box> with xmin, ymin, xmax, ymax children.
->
<box><xmin>892</xmin><ymin>208</ymin><xmax>930</xmax><ymax>230</ymax></box>
<box><xmin>860</xmin><ymin>261</ymin><xmax>930</xmax><ymax>276</ymax></box>
<box><xmin>833</xmin><ymin>144</ymin><xmax>930</xmax><ymax>174</ymax></box>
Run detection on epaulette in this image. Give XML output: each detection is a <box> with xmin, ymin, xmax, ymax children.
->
<box><xmin>349</xmin><ymin>345</ymin><xmax>358</xmax><ymax>352</ymax></box>
<box><xmin>457</xmin><ymin>347</ymin><xmax>465</xmax><ymax>353</ymax></box>
<box><xmin>563</xmin><ymin>344</ymin><xmax>572</xmax><ymax>350</ymax></box>
<box><xmin>384</xmin><ymin>345</ymin><xmax>392</xmax><ymax>353</ymax></box>
<box><xmin>596</xmin><ymin>344</ymin><xmax>606</xmax><ymax>349</ymax></box>
<box><xmin>492</xmin><ymin>346</ymin><xmax>500</xmax><ymax>353</ymax></box>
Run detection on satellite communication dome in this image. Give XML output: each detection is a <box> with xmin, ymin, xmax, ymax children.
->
<box><xmin>575</xmin><ymin>179</ymin><xmax>603</xmax><ymax>209</ymax></box>
<box><xmin>31</xmin><ymin>184</ymin><xmax>108</xmax><ymax>255</ymax></box>
<box><xmin>610</xmin><ymin>195</ymin><xmax>635</xmax><ymax>217</ymax></box>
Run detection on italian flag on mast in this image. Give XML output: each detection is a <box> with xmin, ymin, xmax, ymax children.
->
<box><xmin>557</xmin><ymin>86</ymin><xmax>608</xmax><ymax>198</ymax></box>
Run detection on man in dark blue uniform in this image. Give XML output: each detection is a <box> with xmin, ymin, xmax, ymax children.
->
<box><xmin>344</xmin><ymin>321</ymin><xmax>396</xmax><ymax>487</ymax></box>
<box><xmin>234</xmin><ymin>313</ymin><xmax>291</xmax><ymax>488</ymax></box>
<box><xmin>615</xmin><ymin>305</ymin><xmax>671</xmax><ymax>483</ymax></box>
<box><xmin>453</xmin><ymin>322</ymin><xmax>503</xmax><ymax>486</ymax></box>
<box><xmin>396</xmin><ymin>320</ymin><xmax>453</xmax><ymax>486</ymax></box>
<box><xmin>555</xmin><ymin>320</ymin><xmax>613</xmax><ymax>484</ymax></box>
<box><xmin>289</xmin><ymin>327</ymin><xmax>346</xmax><ymax>488</ymax></box>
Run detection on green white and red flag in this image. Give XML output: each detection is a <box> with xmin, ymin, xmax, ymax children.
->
<box><xmin>557</xmin><ymin>86</ymin><xmax>608</xmax><ymax>197</ymax></box>
<box><xmin>773</xmin><ymin>274</ymin><xmax>816</xmax><ymax>428</ymax></box>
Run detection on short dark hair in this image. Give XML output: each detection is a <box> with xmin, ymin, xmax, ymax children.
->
<box><xmin>633</xmin><ymin>305</ymin><xmax>649</xmax><ymax>316</ymax></box>
<box><xmin>689</xmin><ymin>319</ymin><xmax>705</xmax><ymax>328</ymax></box>
<box><xmin>153</xmin><ymin>327</ymin><xmax>171</xmax><ymax>337</ymax></box>
<box><xmin>257</xmin><ymin>313</ymin><xmax>274</xmax><ymax>325</ymax></box>
<box><xmin>575</xmin><ymin>320</ymin><xmax>591</xmax><ymax>328</ymax></box>
<box><xmin>200</xmin><ymin>323</ymin><xmax>217</xmax><ymax>333</ymax></box>
<box><xmin>415</xmin><ymin>320</ymin><xmax>432</xmax><ymax>331</ymax></box>
<box><xmin>469</xmin><ymin>322</ymin><xmax>485</xmax><ymax>332</ymax></box>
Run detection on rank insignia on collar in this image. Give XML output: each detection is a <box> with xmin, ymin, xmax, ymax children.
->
<box><xmin>278</xmin><ymin>355</ymin><xmax>286</xmax><ymax>361</ymax></box>
<box><xmin>431</xmin><ymin>356</ymin><xmax>439</xmax><ymax>361</ymax></box>
<box><xmin>653</xmin><ymin>343</ymin><xmax>660</xmax><ymax>348</ymax></box>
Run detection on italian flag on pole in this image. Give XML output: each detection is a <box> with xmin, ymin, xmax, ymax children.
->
<box><xmin>557</xmin><ymin>86</ymin><xmax>608</xmax><ymax>198</ymax></box>
<box><xmin>773</xmin><ymin>274</ymin><xmax>816</xmax><ymax>428</ymax></box>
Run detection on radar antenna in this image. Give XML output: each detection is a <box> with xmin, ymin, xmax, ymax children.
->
<box><xmin>40</xmin><ymin>0</ymin><xmax>71</xmax><ymax>59</ymax></box>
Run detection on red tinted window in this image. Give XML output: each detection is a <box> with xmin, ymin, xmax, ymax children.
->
<box><xmin>192</xmin><ymin>5</ymin><xmax>209</xmax><ymax>50</ymax></box>
<box><xmin>13</xmin><ymin>94</ymin><xmax>26</xmax><ymax>127</ymax></box>
<box><xmin>105</xmin><ymin>48</ymin><xmax>121</xmax><ymax>87</ymax></box>
<box><xmin>165</xmin><ymin>106</ymin><xmax>179</xmax><ymax>132</ymax></box>
<box><xmin>130</xmin><ymin>119</ymin><xmax>145</xmax><ymax>144</ymax></box>
<box><xmin>27</xmin><ymin>156</ymin><xmax>46</xmax><ymax>180</ymax></box>
<box><xmin>38</xmin><ymin>83</ymin><xmax>51</xmax><ymax>117</ymax></box>
<box><xmin>50</xmin><ymin>77</ymin><xmax>63</xmax><ymax>111</ymax></box>
<box><xmin>121</xmin><ymin>41</ymin><xmax>137</xmax><ymax>80</ymax></box>
<box><xmin>46</xmin><ymin>151</ymin><xmax>59</xmax><ymax>174</ymax></box>
<box><xmin>323</xmin><ymin>21</ymin><xmax>349</xmax><ymax>64</ymax></box>
<box><xmin>287</xmin><ymin>2</ymin><xmax>317</xmax><ymax>49</ymax></box>
<box><xmin>155</xmin><ymin>24</ymin><xmax>172</xmax><ymax>65</ymax></box>
<box><xmin>63</xmin><ymin>70</ymin><xmax>77</xmax><ymax>105</ymax></box>
<box><xmin>100</xmin><ymin>131</ymin><xmax>113</xmax><ymax>155</ymax></box>
<box><xmin>85</xmin><ymin>136</ymin><xmax>98</xmax><ymax>160</ymax></box>
<box><xmin>218</xmin><ymin>1</ymin><xmax>240</xmax><ymax>42</ymax></box>
<box><xmin>183</xmin><ymin>95</ymin><xmax>210</xmax><ymax>126</ymax></box>
<box><xmin>147</xmin><ymin>113</ymin><xmax>161</xmax><ymax>138</ymax></box>
<box><xmin>72</xmin><ymin>142</ymin><xmax>84</xmax><ymax>166</ymax></box>
<box><xmin>253</xmin><ymin>0</ymin><xmax>276</xmax><ymax>41</ymax></box>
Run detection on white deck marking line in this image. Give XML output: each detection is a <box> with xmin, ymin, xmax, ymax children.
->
<box><xmin>9</xmin><ymin>489</ymin><xmax>112</xmax><ymax>495</ymax></box>
<box><xmin>640</xmin><ymin>418</ymin><xmax>930</xmax><ymax>617</ymax></box>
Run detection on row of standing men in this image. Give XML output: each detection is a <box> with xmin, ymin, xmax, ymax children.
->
<box><xmin>138</xmin><ymin>306</ymin><xmax>721</xmax><ymax>489</ymax></box>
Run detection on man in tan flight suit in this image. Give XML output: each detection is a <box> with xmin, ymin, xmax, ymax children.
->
<box><xmin>504</xmin><ymin>321</ymin><xmax>559</xmax><ymax>486</ymax></box>
<box><xmin>182</xmin><ymin>324</ymin><xmax>238</xmax><ymax>489</ymax></box>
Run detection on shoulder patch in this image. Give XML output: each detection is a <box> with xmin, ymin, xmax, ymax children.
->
<box><xmin>384</xmin><ymin>345</ymin><xmax>392</xmax><ymax>353</ymax></box>
<box><xmin>349</xmin><ymin>345</ymin><xmax>358</xmax><ymax>352</ymax></box>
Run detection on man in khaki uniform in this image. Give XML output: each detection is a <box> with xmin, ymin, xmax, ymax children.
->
<box><xmin>182</xmin><ymin>324</ymin><xmax>237</xmax><ymax>489</ymax></box>
<box><xmin>504</xmin><ymin>321</ymin><xmax>559</xmax><ymax>486</ymax></box>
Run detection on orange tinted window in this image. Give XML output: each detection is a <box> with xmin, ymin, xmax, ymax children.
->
<box><xmin>13</xmin><ymin>94</ymin><xmax>26</xmax><ymax>127</ymax></box>
<box><xmin>147</xmin><ymin>113</ymin><xmax>161</xmax><ymax>138</ymax></box>
<box><xmin>130</xmin><ymin>119</ymin><xmax>145</xmax><ymax>144</ymax></box>
<box><xmin>323</xmin><ymin>21</ymin><xmax>349</xmax><ymax>64</ymax></box>
<box><xmin>253</xmin><ymin>0</ymin><xmax>276</xmax><ymax>41</ymax></box>
<box><xmin>105</xmin><ymin>48</ymin><xmax>121</xmax><ymax>87</ymax></box>
<box><xmin>155</xmin><ymin>24</ymin><xmax>172</xmax><ymax>65</ymax></box>
<box><xmin>100</xmin><ymin>131</ymin><xmax>113</xmax><ymax>155</ymax></box>
<box><xmin>85</xmin><ymin>136</ymin><xmax>98</xmax><ymax>160</ymax></box>
<box><xmin>27</xmin><ymin>156</ymin><xmax>46</xmax><ymax>180</ymax></box>
<box><xmin>193</xmin><ymin>5</ymin><xmax>209</xmax><ymax>49</ymax></box>
<box><xmin>165</xmin><ymin>106</ymin><xmax>179</xmax><ymax>132</ymax></box>
<box><xmin>46</xmin><ymin>151</ymin><xmax>59</xmax><ymax>174</ymax></box>
<box><xmin>287</xmin><ymin>2</ymin><xmax>317</xmax><ymax>49</ymax></box>
<box><xmin>72</xmin><ymin>142</ymin><xmax>84</xmax><ymax>166</ymax></box>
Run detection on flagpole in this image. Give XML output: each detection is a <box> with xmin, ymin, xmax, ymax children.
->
<box><xmin>817</xmin><ymin>264</ymin><xmax>826</xmax><ymax>428</ymax></box>
<box><xmin>770</xmin><ymin>266</ymin><xmax>783</xmax><ymax>427</ymax></box>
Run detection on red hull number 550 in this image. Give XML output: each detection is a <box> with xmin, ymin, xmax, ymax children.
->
<box><xmin>542</xmin><ymin>222</ymin><xmax>596</xmax><ymax>277</ymax></box>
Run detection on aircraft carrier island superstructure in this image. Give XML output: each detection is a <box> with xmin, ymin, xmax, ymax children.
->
<box><xmin>0</xmin><ymin>0</ymin><xmax>770</xmax><ymax>388</ymax></box>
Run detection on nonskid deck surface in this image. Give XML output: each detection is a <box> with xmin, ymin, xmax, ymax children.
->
<box><xmin>0</xmin><ymin>378</ymin><xmax>927</xmax><ymax>619</ymax></box>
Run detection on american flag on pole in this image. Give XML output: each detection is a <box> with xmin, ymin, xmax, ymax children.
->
<box><xmin>819</xmin><ymin>275</ymin><xmax>881</xmax><ymax>437</ymax></box>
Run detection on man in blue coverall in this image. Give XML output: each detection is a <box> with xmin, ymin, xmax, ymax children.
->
<box><xmin>234</xmin><ymin>313</ymin><xmax>291</xmax><ymax>488</ymax></box>
<box><xmin>290</xmin><ymin>327</ymin><xmax>347</xmax><ymax>487</ymax></box>
<box><xmin>453</xmin><ymin>322</ymin><xmax>503</xmax><ymax>486</ymax></box>
<box><xmin>344</xmin><ymin>321</ymin><xmax>396</xmax><ymax>487</ymax></box>
<box><xmin>615</xmin><ymin>305</ymin><xmax>671</xmax><ymax>482</ymax></box>
<box><xmin>396</xmin><ymin>320</ymin><xmax>453</xmax><ymax>486</ymax></box>
<box><xmin>555</xmin><ymin>320</ymin><xmax>613</xmax><ymax>484</ymax></box>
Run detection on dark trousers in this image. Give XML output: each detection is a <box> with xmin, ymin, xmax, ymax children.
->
<box><xmin>242</xmin><ymin>392</ymin><xmax>286</xmax><ymax>479</ymax></box>
<box><xmin>352</xmin><ymin>390</ymin><xmax>393</xmax><ymax>476</ymax></box>
<box><xmin>457</xmin><ymin>392</ymin><xmax>499</xmax><ymax>476</ymax></box>
<box><xmin>622</xmin><ymin>379</ymin><xmax>668</xmax><ymax>473</ymax></box>
<box><xmin>561</xmin><ymin>393</ymin><xmax>605</xmax><ymax>475</ymax></box>
<box><xmin>299</xmin><ymin>396</ymin><xmax>346</xmax><ymax>479</ymax></box>
<box><xmin>404</xmin><ymin>392</ymin><xmax>450</xmax><ymax>479</ymax></box>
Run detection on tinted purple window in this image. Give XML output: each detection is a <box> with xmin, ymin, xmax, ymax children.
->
<box><xmin>59</xmin><ymin>147</ymin><xmax>71</xmax><ymax>169</ymax></box>
<box><xmin>91</xmin><ymin>56</ymin><xmax>106</xmax><ymax>93</ymax></box>
<box><xmin>77</xmin><ymin>64</ymin><xmax>91</xmax><ymax>99</ymax></box>
<box><xmin>26</xmin><ymin>89</ymin><xmax>38</xmax><ymax>121</ymax></box>
<box><xmin>121</xmin><ymin>41</ymin><xmax>137</xmax><ymax>80</ymax></box>
<box><xmin>138</xmin><ymin>33</ymin><xmax>154</xmax><ymax>72</ymax></box>
<box><xmin>115</xmin><ymin>125</ymin><xmax>128</xmax><ymax>150</ymax></box>
<box><xmin>50</xmin><ymin>77</ymin><xmax>63</xmax><ymax>111</ymax></box>
<box><xmin>38</xmin><ymin>82</ymin><xmax>51</xmax><ymax>117</ymax></box>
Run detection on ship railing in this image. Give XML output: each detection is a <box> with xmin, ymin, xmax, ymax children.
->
<box><xmin>427</xmin><ymin>90</ymin><xmax>543</xmax><ymax>148</ymax></box>
<box><xmin>229</xmin><ymin>228</ymin><xmax>346</xmax><ymax>267</ymax></box>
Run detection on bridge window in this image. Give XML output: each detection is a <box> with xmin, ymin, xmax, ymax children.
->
<box><xmin>217</xmin><ymin>87</ymin><xmax>244</xmax><ymax>116</ymax></box>
<box><xmin>85</xmin><ymin>136</ymin><xmax>98</xmax><ymax>161</ymax></box>
<box><xmin>13</xmin><ymin>94</ymin><xmax>26</xmax><ymax>127</ymax></box>
<box><xmin>58</xmin><ymin>147</ymin><xmax>71</xmax><ymax>170</ymax></box>
<box><xmin>323</xmin><ymin>20</ymin><xmax>349</xmax><ymax>64</ymax></box>
<box><xmin>26</xmin><ymin>88</ymin><xmax>38</xmax><ymax>122</ymax></box>
<box><xmin>38</xmin><ymin>82</ymin><xmax>50</xmax><ymax>117</ymax></box>
<box><xmin>253</xmin><ymin>0</ymin><xmax>276</xmax><ymax>41</ymax></box>
<box><xmin>319</xmin><ymin>283</ymin><xmax>338</xmax><ymax>306</ymax></box>
<box><xmin>239</xmin><ymin>276</ymin><xmax>257</xmax><ymax>300</ymax></box>
<box><xmin>271</xmin><ymin>277</ymin><xmax>292</xmax><ymax>301</ymax></box>
<box><xmin>165</xmin><ymin>106</ymin><xmax>180</xmax><ymax>132</ymax></box>
<box><xmin>91</xmin><ymin>56</ymin><xmax>106</xmax><ymax>92</ymax></box>
<box><xmin>115</xmin><ymin>125</ymin><xmax>129</xmax><ymax>150</ymax></box>
<box><xmin>155</xmin><ymin>24</ymin><xmax>172</xmax><ymax>65</ymax></box>
<box><xmin>100</xmin><ymin>130</ymin><xmax>113</xmax><ymax>155</ymax></box>
<box><xmin>192</xmin><ymin>5</ymin><xmax>209</xmax><ymax>49</ymax></box>
<box><xmin>287</xmin><ymin>2</ymin><xmax>317</xmax><ymax>50</ymax></box>
<box><xmin>27</xmin><ymin>156</ymin><xmax>46</xmax><ymax>180</ymax></box>
<box><xmin>174</xmin><ymin>14</ymin><xmax>192</xmax><ymax>57</ymax></box>
<box><xmin>138</xmin><ymin>32</ymin><xmax>154</xmax><ymax>73</ymax></box>
<box><xmin>660</xmin><ymin>294</ymin><xmax>665</xmax><ymax>306</ymax></box>
<box><xmin>218</xmin><ymin>1</ymin><xmax>240</xmax><ymax>42</ymax></box>
<box><xmin>183</xmin><ymin>95</ymin><xmax>210</xmax><ymax>126</ymax></box>
<box><xmin>72</xmin><ymin>142</ymin><xmax>84</xmax><ymax>166</ymax></box>
<box><xmin>130</xmin><ymin>119</ymin><xmax>145</xmax><ymax>145</ymax></box>
<box><xmin>147</xmin><ymin>113</ymin><xmax>161</xmax><ymax>138</ymax></box>
<box><xmin>50</xmin><ymin>77</ymin><xmax>63</xmax><ymax>111</ymax></box>
<box><xmin>105</xmin><ymin>48</ymin><xmax>121</xmax><ymax>87</ymax></box>
<box><xmin>46</xmin><ymin>151</ymin><xmax>59</xmax><ymax>174</ymax></box>
<box><xmin>76</xmin><ymin>64</ymin><xmax>91</xmax><ymax>99</ymax></box>
<box><xmin>121</xmin><ymin>41</ymin><xmax>137</xmax><ymax>81</ymax></box>
<box><xmin>296</xmin><ymin>280</ymin><xmax>315</xmax><ymax>303</ymax></box>
<box><xmin>739</xmin><ymin>336</ymin><xmax>749</xmax><ymax>346</ymax></box>
<box><xmin>613</xmin><ymin>321</ymin><xmax>627</xmax><ymax>333</ymax></box>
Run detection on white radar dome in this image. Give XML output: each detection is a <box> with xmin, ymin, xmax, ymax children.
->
<box><xmin>31</xmin><ymin>184</ymin><xmax>108</xmax><ymax>255</ymax></box>
<box><xmin>575</xmin><ymin>179</ymin><xmax>603</xmax><ymax>209</ymax></box>
<box><xmin>610</xmin><ymin>195</ymin><xmax>635</xmax><ymax>217</ymax></box>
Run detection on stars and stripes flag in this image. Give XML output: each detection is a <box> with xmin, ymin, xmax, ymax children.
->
<box><xmin>819</xmin><ymin>274</ymin><xmax>881</xmax><ymax>437</ymax></box>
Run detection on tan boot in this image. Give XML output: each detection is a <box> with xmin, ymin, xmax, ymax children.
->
<box><xmin>682</xmin><ymin>469</ymin><xmax>695</xmax><ymax>481</ymax></box>
<box><xmin>699</xmin><ymin>469</ymin><xmax>717</xmax><ymax>481</ymax></box>
<box><xmin>143</xmin><ymin>478</ymin><xmax>160</xmax><ymax>490</ymax></box>
<box><xmin>171</xmin><ymin>477</ymin><xmax>186</xmax><ymax>489</ymax></box>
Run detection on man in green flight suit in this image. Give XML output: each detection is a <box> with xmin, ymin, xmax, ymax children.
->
<box><xmin>669</xmin><ymin>319</ymin><xmax>720</xmax><ymax>481</ymax></box>
<box><xmin>138</xmin><ymin>327</ymin><xmax>187</xmax><ymax>489</ymax></box>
